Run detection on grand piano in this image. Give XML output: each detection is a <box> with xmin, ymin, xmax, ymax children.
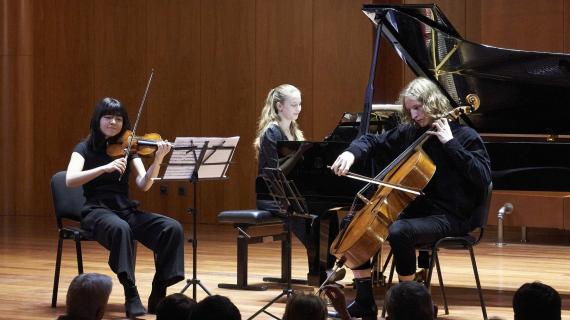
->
<box><xmin>278</xmin><ymin>4</ymin><xmax>570</xmax><ymax>279</ymax></box>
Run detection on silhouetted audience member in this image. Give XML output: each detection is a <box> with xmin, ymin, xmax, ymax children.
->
<box><xmin>513</xmin><ymin>281</ymin><xmax>561</xmax><ymax>320</ymax></box>
<box><xmin>156</xmin><ymin>293</ymin><xmax>196</xmax><ymax>320</ymax></box>
<box><xmin>385</xmin><ymin>281</ymin><xmax>435</xmax><ymax>320</ymax></box>
<box><xmin>283</xmin><ymin>292</ymin><xmax>327</xmax><ymax>320</ymax></box>
<box><xmin>57</xmin><ymin>273</ymin><xmax>113</xmax><ymax>320</ymax></box>
<box><xmin>192</xmin><ymin>294</ymin><xmax>241</xmax><ymax>320</ymax></box>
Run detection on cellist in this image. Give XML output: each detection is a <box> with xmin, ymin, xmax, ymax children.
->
<box><xmin>330</xmin><ymin>78</ymin><xmax>491</xmax><ymax>319</ymax></box>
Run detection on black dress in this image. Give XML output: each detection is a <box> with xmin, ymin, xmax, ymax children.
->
<box><xmin>255</xmin><ymin>123</ymin><xmax>334</xmax><ymax>283</ymax></box>
<box><xmin>74</xmin><ymin>141</ymin><xmax>185</xmax><ymax>286</ymax></box>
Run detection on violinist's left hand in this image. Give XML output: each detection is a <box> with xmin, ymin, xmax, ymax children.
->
<box><xmin>427</xmin><ymin>118</ymin><xmax>453</xmax><ymax>144</ymax></box>
<box><xmin>154</xmin><ymin>140</ymin><xmax>172</xmax><ymax>163</ymax></box>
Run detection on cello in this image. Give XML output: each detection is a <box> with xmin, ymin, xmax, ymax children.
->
<box><xmin>328</xmin><ymin>94</ymin><xmax>480</xmax><ymax>270</ymax></box>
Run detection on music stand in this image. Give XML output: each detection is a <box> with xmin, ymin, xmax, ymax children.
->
<box><xmin>248</xmin><ymin>168</ymin><xmax>316</xmax><ymax>320</ymax></box>
<box><xmin>154</xmin><ymin>136</ymin><xmax>240</xmax><ymax>300</ymax></box>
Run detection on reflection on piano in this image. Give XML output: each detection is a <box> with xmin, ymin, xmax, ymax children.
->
<box><xmin>278</xmin><ymin>3</ymin><xmax>570</xmax><ymax>279</ymax></box>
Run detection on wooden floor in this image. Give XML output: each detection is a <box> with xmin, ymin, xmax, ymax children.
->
<box><xmin>1</xmin><ymin>216</ymin><xmax>569</xmax><ymax>320</ymax></box>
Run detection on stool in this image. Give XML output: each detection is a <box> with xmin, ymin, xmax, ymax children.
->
<box><xmin>217</xmin><ymin>209</ymin><xmax>290</xmax><ymax>291</ymax></box>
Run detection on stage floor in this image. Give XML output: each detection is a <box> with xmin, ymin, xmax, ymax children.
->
<box><xmin>0</xmin><ymin>216</ymin><xmax>569</xmax><ymax>319</ymax></box>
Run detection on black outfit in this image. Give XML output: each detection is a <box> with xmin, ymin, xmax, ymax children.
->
<box><xmin>255</xmin><ymin>123</ymin><xmax>334</xmax><ymax>282</ymax></box>
<box><xmin>74</xmin><ymin>141</ymin><xmax>185</xmax><ymax>287</ymax></box>
<box><xmin>345</xmin><ymin>121</ymin><xmax>491</xmax><ymax>276</ymax></box>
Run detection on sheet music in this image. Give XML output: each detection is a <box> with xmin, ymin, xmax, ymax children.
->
<box><xmin>161</xmin><ymin>136</ymin><xmax>239</xmax><ymax>180</ymax></box>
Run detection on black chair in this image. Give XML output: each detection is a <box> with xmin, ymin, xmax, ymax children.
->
<box><xmin>382</xmin><ymin>183</ymin><xmax>493</xmax><ymax>320</ymax></box>
<box><xmin>50</xmin><ymin>171</ymin><xmax>138</xmax><ymax>307</ymax></box>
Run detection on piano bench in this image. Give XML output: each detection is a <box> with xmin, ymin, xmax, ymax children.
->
<box><xmin>217</xmin><ymin>209</ymin><xmax>289</xmax><ymax>291</ymax></box>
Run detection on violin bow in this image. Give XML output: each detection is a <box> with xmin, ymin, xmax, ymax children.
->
<box><xmin>119</xmin><ymin>69</ymin><xmax>154</xmax><ymax>181</ymax></box>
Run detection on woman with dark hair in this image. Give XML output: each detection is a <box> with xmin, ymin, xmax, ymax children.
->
<box><xmin>66</xmin><ymin>97</ymin><xmax>185</xmax><ymax>318</ymax></box>
<box><xmin>282</xmin><ymin>293</ymin><xmax>327</xmax><ymax>320</ymax></box>
<box><xmin>57</xmin><ymin>273</ymin><xmax>113</xmax><ymax>320</ymax></box>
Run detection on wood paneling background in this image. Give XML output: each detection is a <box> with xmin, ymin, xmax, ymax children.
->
<box><xmin>1</xmin><ymin>0</ymin><xmax>570</xmax><ymax>223</ymax></box>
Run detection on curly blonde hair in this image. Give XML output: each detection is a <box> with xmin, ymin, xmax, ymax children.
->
<box><xmin>253</xmin><ymin>84</ymin><xmax>304</xmax><ymax>156</ymax></box>
<box><xmin>397</xmin><ymin>78</ymin><xmax>452</xmax><ymax>124</ymax></box>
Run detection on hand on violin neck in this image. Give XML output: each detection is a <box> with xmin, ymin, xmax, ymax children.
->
<box><xmin>427</xmin><ymin>118</ymin><xmax>453</xmax><ymax>144</ymax></box>
<box><xmin>153</xmin><ymin>140</ymin><xmax>172</xmax><ymax>162</ymax></box>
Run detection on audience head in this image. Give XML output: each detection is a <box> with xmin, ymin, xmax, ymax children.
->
<box><xmin>385</xmin><ymin>281</ymin><xmax>434</xmax><ymax>320</ymax></box>
<box><xmin>192</xmin><ymin>294</ymin><xmax>241</xmax><ymax>320</ymax></box>
<box><xmin>59</xmin><ymin>273</ymin><xmax>113</xmax><ymax>320</ymax></box>
<box><xmin>156</xmin><ymin>293</ymin><xmax>196</xmax><ymax>320</ymax></box>
<box><xmin>513</xmin><ymin>281</ymin><xmax>561</xmax><ymax>320</ymax></box>
<box><xmin>282</xmin><ymin>292</ymin><xmax>327</xmax><ymax>320</ymax></box>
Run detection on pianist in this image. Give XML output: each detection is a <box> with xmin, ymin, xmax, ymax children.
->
<box><xmin>330</xmin><ymin>77</ymin><xmax>491</xmax><ymax>319</ymax></box>
<box><xmin>253</xmin><ymin>84</ymin><xmax>329</xmax><ymax>283</ymax></box>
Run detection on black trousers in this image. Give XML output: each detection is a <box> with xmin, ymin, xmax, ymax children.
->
<box><xmin>81</xmin><ymin>205</ymin><xmax>185</xmax><ymax>287</ymax></box>
<box><xmin>387</xmin><ymin>212</ymin><xmax>469</xmax><ymax>276</ymax></box>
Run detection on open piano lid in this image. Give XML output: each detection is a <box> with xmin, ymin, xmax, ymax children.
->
<box><xmin>362</xmin><ymin>4</ymin><xmax>570</xmax><ymax>136</ymax></box>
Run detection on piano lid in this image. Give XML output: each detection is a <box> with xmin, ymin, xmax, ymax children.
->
<box><xmin>362</xmin><ymin>4</ymin><xmax>570</xmax><ymax>136</ymax></box>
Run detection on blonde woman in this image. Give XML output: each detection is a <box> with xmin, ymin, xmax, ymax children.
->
<box><xmin>330</xmin><ymin>78</ymin><xmax>491</xmax><ymax>319</ymax></box>
<box><xmin>254</xmin><ymin>84</ymin><xmax>332</xmax><ymax>283</ymax></box>
<box><xmin>254</xmin><ymin>84</ymin><xmax>304</xmax><ymax>176</ymax></box>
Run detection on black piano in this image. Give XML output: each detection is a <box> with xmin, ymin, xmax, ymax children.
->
<box><xmin>279</xmin><ymin>4</ymin><xmax>570</xmax><ymax>279</ymax></box>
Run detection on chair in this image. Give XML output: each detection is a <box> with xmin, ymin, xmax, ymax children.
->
<box><xmin>217</xmin><ymin>209</ymin><xmax>289</xmax><ymax>291</ymax></box>
<box><xmin>382</xmin><ymin>183</ymin><xmax>493</xmax><ymax>320</ymax></box>
<box><xmin>50</xmin><ymin>171</ymin><xmax>138</xmax><ymax>307</ymax></box>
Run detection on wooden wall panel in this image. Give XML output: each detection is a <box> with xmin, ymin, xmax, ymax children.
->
<box><xmin>33</xmin><ymin>0</ymin><xmax>95</xmax><ymax>215</ymax></box>
<box><xmin>313</xmin><ymin>0</ymin><xmax>373</xmax><ymax>140</ymax></box>
<box><xmin>466</xmin><ymin>0</ymin><xmax>564</xmax><ymax>52</ymax></box>
<box><xmin>566</xmin><ymin>0</ymin><xmax>570</xmax><ymax>54</ymax></box>
<box><xmin>199</xmin><ymin>0</ymin><xmax>256</xmax><ymax>223</ymax></box>
<box><xmin>141</xmin><ymin>0</ymin><xmax>202</xmax><ymax>223</ymax></box>
<box><xmin>255</xmin><ymin>0</ymin><xmax>313</xmax><ymax>138</ymax></box>
<box><xmin>0</xmin><ymin>0</ymin><xmax>34</xmax><ymax>215</ymax></box>
<box><xmin>91</xmin><ymin>0</ymin><xmax>149</xmax><ymax>117</ymax></box>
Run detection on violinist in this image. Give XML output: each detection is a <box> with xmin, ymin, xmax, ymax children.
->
<box><xmin>330</xmin><ymin>78</ymin><xmax>491</xmax><ymax>319</ymax></box>
<box><xmin>65</xmin><ymin>97</ymin><xmax>184</xmax><ymax>317</ymax></box>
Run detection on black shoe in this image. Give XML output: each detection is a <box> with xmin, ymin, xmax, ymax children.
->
<box><xmin>346</xmin><ymin>300</ymin><xmax>378</xmax><ymax>320</ymax></box>
<box><xmin>124</xmin><ymin>286</ymin><xmax>146</xmax><ymax>318</ymax></box>
<box><xmin>147</xmin><ymin>285</ymin><xmax>166</xmax><ymax>314</ymax></box>
<box><xmin>328</xmin><ymin>300</ymin><xmax>378</xmax><ymax>320</ymax></box>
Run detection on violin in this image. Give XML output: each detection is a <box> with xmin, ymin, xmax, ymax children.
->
<box><xmin>107</xmin><ymin>129</ymin><xmax>169</xmax><ymax>158</ymax></box>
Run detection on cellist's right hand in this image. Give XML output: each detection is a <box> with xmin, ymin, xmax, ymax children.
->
<box><xmin>331</xmin><ymin>151</ymin><xmax>355</xmax><ymax>176</ymax></box>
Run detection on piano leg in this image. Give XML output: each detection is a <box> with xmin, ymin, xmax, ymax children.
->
<box><xmin>259</xmin><ymin>199</ymin><xmax>341</xmax><ymax>287</ymax></box>
<box><xmin>293</xmin><ymin>210</ymin><xmax>339</xmax><ymax>287</ymax></box>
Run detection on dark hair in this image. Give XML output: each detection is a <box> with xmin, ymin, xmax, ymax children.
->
<box><xmin>283</xmin><ymin>293</ymin><xmax>327</xmax><ymax>320</ymax></box>
<box><xmin>192</xmin><ymin>295</ymin><xmax>241</xmax><ymax>320</ymax></box>
<box><xmin>63</xmin><ymin>273</ymin><xmax>113</xmax><ymax>320</ymax></box>
<box><xmin>156</xmin><ymin>293</ymin><xmax>196</xmax><ymax>320</ymax></box>
<box><xmin>86</xmin><ymin>97</ymin><xmax>131</xmax><ymax>151</ymax></box>
<box><xmin>386</xmin><ymin>282</ymin><xmax>434</xmax><ymax>320</ymax></box>
<box><xmin>513</xmin><ymin>282</ymin><xmax>561</xmax><ymax>320</ymax></box>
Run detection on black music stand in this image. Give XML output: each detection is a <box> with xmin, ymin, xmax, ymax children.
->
<box><xmin>154</xmin><ymin>136</ymin><xmax>239</xmax><ymax>300</ymax></box>
<box><xmin>248</xmin><ymin>168</ymin><xmax>316</xmax><ymax>320</ymax></box>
